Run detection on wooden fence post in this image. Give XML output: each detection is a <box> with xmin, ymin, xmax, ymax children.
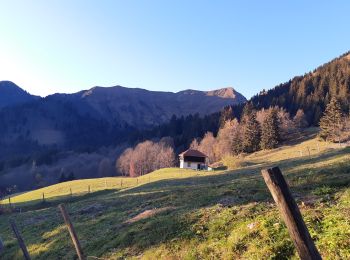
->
<box><xmin>0</xmin><ymin>235</ymin><xmax>4</xmax><ymax>254</ymax></box>
<box><xmin>8</xmin><ymin>197</ymin><xmax>11</xmax><ymax>207</ymax></box>
<box><xmin>42</xmin><ymin>193</ymin><xmax>45</xmax><ymax>203</ymax></box>
<box><xmin>58</xmin><ymin>204</ymin><xmax>85</xmax><ymax>260</ymax></box>
<box><xmin>88</xmin><ymin>185</ymin><xmax>91</xmax><ymax>193</ymax></box>
<box><xmin>9</xmin><ymin>219</ymin><xmax>31</xmax><ymax>260</ymax></box>
<box><xmin>261</xmin><ymin>167</ymin><xmax>322</xmax><ymax>260</ymax></box>
<box><xmin>70</xmin><ymin>188</ymin><xmax>72</xmax><ymax>197</ymax></box>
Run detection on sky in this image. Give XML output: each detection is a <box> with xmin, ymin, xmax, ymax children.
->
<box><xmin>0</xmin><ymin>1</ymin><xmax>349</xmax><ymax>98</ymax></box>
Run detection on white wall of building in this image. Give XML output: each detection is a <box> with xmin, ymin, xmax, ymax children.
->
<box><xmin>179</xmin><ymin>159</ymin><xmax>206</xmax><ymax>170</ymax></box>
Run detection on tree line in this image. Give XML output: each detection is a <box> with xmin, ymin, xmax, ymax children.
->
<box><xmin>188</xmin><ymin>104</ymin><xmax>308</xmax><ymax>163</ymax></box>
<box><xmin>116</xmin><ymin>138</ymin><xmax>175</xmax><ymax>177</ymax></box>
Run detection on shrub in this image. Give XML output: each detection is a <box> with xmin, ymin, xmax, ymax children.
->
<box><xmin>221</xmin><ymin>155</ymin><xmax>245</xmax><ymax>170</ymax></box>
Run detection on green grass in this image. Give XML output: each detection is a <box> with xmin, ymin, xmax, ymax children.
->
<box><xmin>0</xmin><ymin>136</ymin><xmax>350</xmax><ymax>259</ymax></box>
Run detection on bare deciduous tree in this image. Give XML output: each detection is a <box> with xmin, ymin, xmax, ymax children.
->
<box><xmin>116</xmin><ymin>140</ymin><xmax>175</xmax><ymax>177</ymax></box>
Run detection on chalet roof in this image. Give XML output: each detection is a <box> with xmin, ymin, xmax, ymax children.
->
<box><xmin>179</xmin><ymin>149</ymin><xmax>207</xmax><ymax>158</ymax></box>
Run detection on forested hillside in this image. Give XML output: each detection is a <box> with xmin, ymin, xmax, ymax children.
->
<box><xmin>250</xmin><ymin>52</ymin><xmax>350</xmax><ymax>124</ymax></box>
<box><xmin>150</xmin><ymin>51</ymin><xmax>350</xmax><ymax>148</ymax></box>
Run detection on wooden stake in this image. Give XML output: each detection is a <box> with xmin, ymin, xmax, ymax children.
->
<box><xmin>70</xmin><ymin>188</ymin><xmax>72</xmax><ymax>197</ymax></box>
<box><xmin>261</xmin><ymin>167</ymin><xmax>322</xmax><ymax>260</ymax></box>
<box><xmin>88</xmin><ymin>185</ymin><xmax>91</xmax><ymax>193</ymax></box>
<box><xmin>0</xmin><ymin>235</ymin><xmax>4</xmax><ymax>254</ymax></box>
<box><xmin>8</xmin><ymin>197</ymin><xmax>11</xmax><ymax>207</ymax></box>
<box><xmin>58</xmin><ymin>204</ymin><xmax>85</xmax><ymax>260</ymax></box>
<box><xmin>9</xmin><ymin>219</ymin><xmax>31</xmax><ymax>260</ymax></box>
<box><xmin>42</xmin><ymin>193</ymin><xmax>45</xmax><ymax>203</ymax></box>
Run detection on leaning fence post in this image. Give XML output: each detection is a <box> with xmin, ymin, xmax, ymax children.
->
<box><xmin>9</xmin><ymin>219</ymin><xmax>31</xmax><ymax>260</ymax></box>
<box><xmin>261</xmin><ymin>167</ymin><xmax>322</xmax><ymax>260</ymax></box>
<box><xmin>58</xmin><ymin>204</ymin><xmax>85</xmax><ymax>260</ymax></box>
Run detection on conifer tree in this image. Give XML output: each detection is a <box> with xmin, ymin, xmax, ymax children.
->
<box><xmin>219</xmin><ymin>106</ymin><xmax>233</xmax><ymax>128</ymax></box>
<box><xmin>319</xmin><ymin>97</ymin><xmax>343</xmax><ymax>142</ymax></box>
<box><xmin>232</xmin><ymin>125</ymin><xmax>243</xmax><ymax>155</ymax></box>
<box><xmin>241</xmin><ymin>103</ymin><xmax>261</xmax><ymax>153</ymax></box>
<box><xmin>260</xmin><ymin>108</ymin><xmax>280</xmax><ymax>149</ymax></box>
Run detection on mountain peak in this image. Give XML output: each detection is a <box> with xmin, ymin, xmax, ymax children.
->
<box><xmin>205</xmin><ymin>87</ymin><xmax>240</xmax><ymax>99</ymax></box>
<box><xmin>0</xmin><ymin>81</ymin><xmax>38</xmax><ymax>108</ymax></box>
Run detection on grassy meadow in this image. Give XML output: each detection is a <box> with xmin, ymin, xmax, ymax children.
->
<box><xmin>0</xmin><ymin>134</ymin><xmax>350</xmax><ymax>259</ymax></box>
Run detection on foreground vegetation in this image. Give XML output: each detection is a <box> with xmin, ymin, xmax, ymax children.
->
<box><xmin>0</xmin><ymin>136</ymin><xmax>350</xmax><ymax>259</ymax></box>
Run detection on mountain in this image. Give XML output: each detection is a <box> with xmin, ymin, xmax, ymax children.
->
<box><xmin>0</xmin><ymin>81</ymin><xmax>39</xmax><ymax>108</ymax></box>
<box><xmin>0</xmin><ymin>83</ymin><xmax>246</xmax><ymax>160</ymax></box>
<box><xmin>49</xmin><ymin>86</ymin><xmax>246</xmax><ymax>128</ymax></box>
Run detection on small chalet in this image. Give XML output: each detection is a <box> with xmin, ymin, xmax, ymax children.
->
<box><xmin>179</xmin><ymin>149</ymin><xmax>208</xmax><ymax>170</ymax></box>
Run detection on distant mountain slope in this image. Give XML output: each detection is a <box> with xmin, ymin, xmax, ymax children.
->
<box><xmin>49</xmin><ymin>86</ymin><xmax>246</xmax><ymax>128</ymax></box>
<box><xmin>0</xmin><ymin>84</ymin><xmax>246</xmax><ymax>159</ymax></box>
<box><xmin>0</xmin><ymin>81</ymin><xmax>39</xmax><ymax>108</ymax></box>
<box><xmin>249</xmin><ymin>51</ymin><xmax>350</xmax><ymax>124</ymax></box>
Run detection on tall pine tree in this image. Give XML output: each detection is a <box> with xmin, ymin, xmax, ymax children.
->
<box><xmin>260</xmin><ymin>108</ymin><xmax>280</xmax><ymax>149</ymax></box>
<box><xmin>241</xmin><ymin>103</ymin><xmax>261</xmax><ymax>153</ymax></box>
<box><xmin>319</xmin><ymin>97</ymin><xmax>343</xmax><ymax>142</ymax></box>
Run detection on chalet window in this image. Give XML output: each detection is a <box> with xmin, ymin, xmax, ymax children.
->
<box><xmin>187</xmin><ymin>162</ymin><xmax>191</xmax><ymax>167</ymax></box>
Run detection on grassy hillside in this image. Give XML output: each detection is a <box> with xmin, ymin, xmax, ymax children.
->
<box><xmin>0</xmin><ymin>135</ymin><xmax>350</xmax><ymax>259</ymax></box>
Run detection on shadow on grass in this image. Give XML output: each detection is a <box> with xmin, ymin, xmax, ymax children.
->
<box><xmin>76</xmin><ymin>147</ymin><xmax>348</xmax><ymax>257</ymax></box>
<box><xmin>1</xmin><ymin>146</ymin><xmax>349</xmax><ymax>259</ymax></box>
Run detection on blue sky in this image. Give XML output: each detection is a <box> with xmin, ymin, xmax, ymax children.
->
<box><xmin>0</xmin><ymin>1</ymin><xmax>349</xmax><ymax>98</ymax></box>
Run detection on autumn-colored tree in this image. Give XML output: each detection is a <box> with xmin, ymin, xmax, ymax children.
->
<box><xmin>293</xmin><ymin>109</ymin><xmax>308</xmax><ymax>129</ymax></box>
<box><xmin>277</xmin><ymin>107</ymin><xmax>295</xmax><ymax>137</ymax></box>
<box><xmin>215</xmin><ymin>119</ymin><xmax>240</xmax><ymax>158</ymax></box>
<box><xmin>116</xmin><ymin>140</ymin><xmax>175</xmax><ymax>177</ymax></box>
<box><xmin>219</xmin><ymin>106</ymin><xmax>233</xmax><ymax>128</ymax></box>
<box><xmin>189</xmin><ymin>138</ymin><xmax>200</xmax><ymax>150</ymax></box>
<box><xmin>197</xmin><ymin>132</ymin><xmax>218</xmax><ymax>163</ymax></box>
<box><xmin>116</xmin><ymin>148</ymin><xmax>133</xmax><ymax>176</ymax></box>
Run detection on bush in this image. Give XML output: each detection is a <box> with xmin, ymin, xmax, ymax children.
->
<box><xmin>221</xmin><ymin>155</ymin><xmax>245</xmax><ymax>170</ymax></box>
